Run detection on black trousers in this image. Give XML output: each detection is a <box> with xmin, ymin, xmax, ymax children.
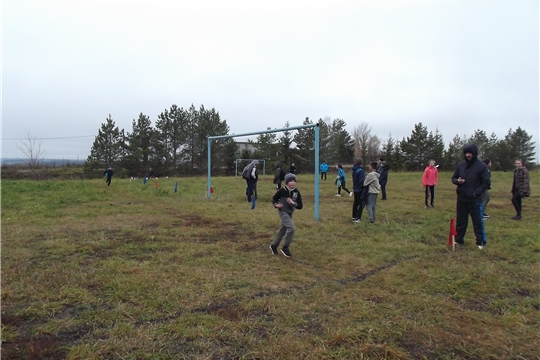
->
<box><xmin>352</xmin><ymin>192</ymin><xmax>365</xmax><ymax>219</ymax></box>
<box><xmin>380</xmin><ymin>182</ymin><xmax>387</xmax><ymax>200</ymax></box>
<box><xmin>321</xmin><ymin>172</ymin><xmax>327</xmax><ymax>180</ymax></box>
<box><xmin>338</xmin><ymin>182</ymin><xmax>351</xmax><ymax>195</ymax></box>
<box><xmin>511</xmin><ymin>192</ymin><xmax>522</xmax><ymax>216</ymax></box>
<box><xmin>425</xmin><ymin>185</ymin><xmax>435</xmax><ymax>206</ymax></box>
<box><xmin>455</xmin><ymin>200</ymin><xmax>487</xmax><ymax>246</ymax></box>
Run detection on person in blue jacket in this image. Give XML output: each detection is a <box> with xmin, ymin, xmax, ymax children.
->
<box><xmin>103</xmin><ymin>166</ymin><xmax>113</xmax><ymax>186</ymax></box>
<box><xmin>451</xmin><ymin>143</ymin><xmax>491</xmax><ymax>249</ymax></box>
<box><xmin>320</xmin><ymin>160</ymin><xmax>329</xmax><ymax>180</ymax></box>
<box><xmin>335</xmin><ymin>164</ymin><xmax>352</xmax><ymax>197</ymax></box>
<box><xmin>351</xmin><ymin>158</ymin><xmax>366</xmax><ymax>222</ymax></box>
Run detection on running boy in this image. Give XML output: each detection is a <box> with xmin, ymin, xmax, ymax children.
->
<box><xmin>270</xmin><ymin>173</ymin><xmax>303</xmax><ymax>258</ymax></box>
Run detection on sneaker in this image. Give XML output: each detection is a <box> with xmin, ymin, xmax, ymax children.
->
<box><xmin>511</xmin><ymin>215</ymin><xmax>522</xmax><ymax>220</ymax></box>
<box><xmin>349</xmin><ymin>192</ymin><xmax>353</xmax><ymax>197</ymax></box>
<box><xmin>335</xmin><ymin>194</ymin><xmax>341</xmax><ymax>197</ymax></box>
<box><xmin>483</xmin><ymin>216</ymin><xmax>488</xmax><ymax>221</ymax></box>
<box><xmin>483</xmin><ymin>213</ymin><xmax>490</xmax><ymax>218</ymax></box>
<box><xmin>477</xmin><ymin>245</ymin><xmax>484</xmax><ymax>249</ymax></box>
<box><xmin>352</xmin><ymin>218</ymin><xmax>360</xmax><ymax>223</ymax></box>
<box><xmin>280</xmin><ymin>247</ymin><xmax>292</xmax><ymax>258</ymax></box>
<box><xmin>454</xmin><ymin>242</ymin><xmax>464</xmax><ymax>247</ymax></box>
<box><xmin>269</xmin><ymin>244</ymin><xmax>278</xmax><ymax>255</ymax></box>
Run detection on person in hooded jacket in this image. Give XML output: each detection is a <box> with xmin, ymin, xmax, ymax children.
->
<box><xmin>351</xmin><ymin>158</ymin><xmax>366</xmax><ymax>223</ymax></box>
<box><xmin>377</xmin><ymin>158</ymin><xmax>389</xmax><ymax>200</ymax></box>
<box><xmin>451</xmin><ymin>143</ymin><xmax>491</xmax><ymax>249</ymax></box>
<box><xmin>273</xmin><ymin>161</ymin><xmax>285</xmax><ymax>190</ymax></box>
<box><xmin>510</xmin><ymin>159</ymin><xmax>531</xmax><ymax>220</ymax></box>
<box><xmin>270</xmin><ymin>173</ymin><xmax>303</xmax><ymax>258</ymax></box>
<box><xmin>320</xmin><ymin>160</ymin><xmax>329</xmax><ymax>180</ymax></box>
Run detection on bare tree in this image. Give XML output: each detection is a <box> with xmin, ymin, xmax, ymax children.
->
<box><xmin>352</xmin><ymin>122</ymin><xmax>380</xmax><ymax>165</ymax></box>
<box><xmin>16</xmin><ymin>132</ymin><xmax>45</xmax><ymax>179</ymax></box>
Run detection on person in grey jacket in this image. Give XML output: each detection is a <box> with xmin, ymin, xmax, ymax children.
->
<box><xmin>270</xmin><ymin>173</ymin><xmax>303</xmax><ymax>258</ymax></box>
<box><xmin>364</xmin><ymin>161</ymin><xmax>381</xmax><ymax>223</ymax></box>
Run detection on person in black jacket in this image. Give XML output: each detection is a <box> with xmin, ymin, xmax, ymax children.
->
<box><xmin>451</xmin><ymin>143</ymin><xmax>491</xmax><ymax>249</ymax></box>
<box><xmin>377</xmin><ymin>158</ymin><xmax>389</xmax><ymax>200</ymax></box>
<box><xmin>103</xmin><ymin>166</ymin><xmax>113</xmax><ymax>186</ymax></box>
<box><xmin>270</xmin><ymin>173</ymin><xmax>303</xmax><ymax>258</ymax></box>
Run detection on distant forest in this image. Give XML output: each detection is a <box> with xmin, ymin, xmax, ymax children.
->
<box><xmin>83</xmin><ymin>104</ymin><xmax>536</xmax><ymax>178</ymax></box>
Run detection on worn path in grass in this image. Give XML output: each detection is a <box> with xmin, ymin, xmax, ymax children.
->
<box><xmin>2</xmin><ymin>171</ymin><xmax>539</xmax><ymax>359</ymax></box>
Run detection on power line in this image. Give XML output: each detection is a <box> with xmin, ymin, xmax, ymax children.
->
<box><xmin>2</xmin><ymin>135</ymin><xmax>95</xmax><ymax>141</ymax></box>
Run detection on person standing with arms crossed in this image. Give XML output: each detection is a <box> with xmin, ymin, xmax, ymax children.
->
<box><xmin>451</xmin><ymin>144</ymin><xmax>491</xmax><ymax>249</ymax></box>
<box><xmin>377</xmin><ymin>158</ymin><xmax>389</xmax><ymax>200</ymax></box>
<box><xmin>511</xmin><ymin>159</ymin><xmax>530</xmax><ymax>220</ymax></box>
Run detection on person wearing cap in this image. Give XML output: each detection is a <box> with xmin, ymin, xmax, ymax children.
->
<box><xmin>451</xmin><ymin>143</ymin><xmax>491</xmax><ymax>249</ymax></box>
<box><xmin>270</xmin><ymin>173</ymin><xmax>303</xmax><ymax>258</ymax></box>
<box><xmin>103</xmin><ymin>165</ymin><xmax>113</xmax><ymax>186</ymax></box>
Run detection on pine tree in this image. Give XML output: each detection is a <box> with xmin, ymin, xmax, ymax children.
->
<box><xmin>505</xmin><ymin>127</ymin><xmax>536</xmax><ymax>166</ymax></box>
<box><xmin>400</xmin><ymin>123</ymin><xmax>430</xmax><ymax>171</ymax></box>
<box><xmin>123</xmin><ymin>113</ymin><xmax>155</xmax><ymax>177</ymax></box>
<box><xmin>84</xmin><ymin>115</ymin><xmax>124</xmax><ymax>178</ymax></box>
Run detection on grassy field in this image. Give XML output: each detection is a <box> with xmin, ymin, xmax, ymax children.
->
<box><xmin>1</xmin><ymin>170</ymin><xmax>539</xmax><ymax>359</ymax></box>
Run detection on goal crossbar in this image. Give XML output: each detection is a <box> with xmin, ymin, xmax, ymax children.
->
<box><xmin>208</xmin><ymin>123</ymin><xmax>320</xmax><ymax>221</ymax></box>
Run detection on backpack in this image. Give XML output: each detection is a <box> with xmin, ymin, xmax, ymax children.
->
<box><xmin>242</xmin><ymin>164</ymin><xmax>254</xmax><ymax>180</ymax></box>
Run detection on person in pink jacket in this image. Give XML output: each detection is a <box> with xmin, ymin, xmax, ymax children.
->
<box><xmin>422</xmin><ymin>159</ymin><xmax>438</xmax><ymax>208</ymax></box>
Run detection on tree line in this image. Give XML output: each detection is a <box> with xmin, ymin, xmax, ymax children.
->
<box><xmin>84</xmin><ymin>104</ymin><xmax>536</xmax><ymax>178</ymax></box>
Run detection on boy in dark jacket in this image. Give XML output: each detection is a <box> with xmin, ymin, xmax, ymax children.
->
<box><xmin>351</xmin><ymin>158</ymin><xmax>366</xmax><ymax>223</ymax></box>
<box><xmin>103</xmin><ymin>166</ymin><xmax>113</xmax><ymax>186</ymax></box>
<box><xmin>451</xmin><ymin>143</ymin><xmax>491</xmax><ymax>249</ymax></box>
<box><xmin>270</xmin><ymin>173</ymin><xmax>303</xmax><ymax>258</ymax></box>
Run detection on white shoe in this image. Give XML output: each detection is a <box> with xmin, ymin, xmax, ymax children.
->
<box><xmin>335</xmin><ymin>194</ymin><xmax>341</xmax><ymax>197</ymax></box>
<box><xmin>349</xmin><ymin>192</ymin><xmax>353</xmax><ymax>197</ymax></box>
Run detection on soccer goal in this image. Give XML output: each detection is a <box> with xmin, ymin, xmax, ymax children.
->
<box><xmin>207</xmin><ymin>123</ymin><xmax>321</xmax><ymax>221</ymax></box>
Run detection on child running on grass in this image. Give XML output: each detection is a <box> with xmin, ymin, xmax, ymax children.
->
<box><xmin>270</xmin><ymin>173</ymin><xmax>303</xmax><ymax>258</ymax></box>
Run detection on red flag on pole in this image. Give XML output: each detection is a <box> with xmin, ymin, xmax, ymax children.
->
<box><xmin>448</xmin><ymin>218</ymin><xmax>457</xmax><ymax>247</ymax></box>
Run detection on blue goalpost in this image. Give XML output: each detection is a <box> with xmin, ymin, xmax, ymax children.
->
<box><xmin>207</xmin><ymin>123</ymin><xmax>320</xmax><ymax>221</ymax></box>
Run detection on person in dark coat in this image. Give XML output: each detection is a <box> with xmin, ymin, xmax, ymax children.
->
<box><xmin>103</xmin><ymin>166</ymin><xmax>113</xmax><ymax>186</ymax></box>
<box><xmin>511</xmin><ymin>159</ymin><xmax>531</xmax><ymax>220</ymax></box>
<box><xmin>451</xmin><ymin>143</ymin><xmax>491</xmax><ymax>249</ymax></box>
<box><xmin>376</xmin><ymin>158</ymin><xmax>389</xmax><ymax>200</ymax></box>
<box><xmin>351</xmin><ymin>158</ymin><xmax>366</xmax><ymax>223</ymax></box>
<box><xmin>273</xmin><ymin>161</ymin><xmax>285</xmax><ymax>190</ymax></box>
<box><xmin>288</xmin><ymin>163</ymin><xmax>297</xmax><ymax>174</ymax></box>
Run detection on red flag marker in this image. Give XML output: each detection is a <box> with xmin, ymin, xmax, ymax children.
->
<box><xmin>448</xmin><ymin>218</ymin><xmax>457</xmax><ymax>250</ymax></box>
<box><xmin>154</xmin><ymin>181</ymin><xmax>158</xmax><ymax>188</ymax></box>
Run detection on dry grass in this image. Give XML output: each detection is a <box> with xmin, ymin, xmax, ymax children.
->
<box><xmin>2</xmin><ymin>171</ymin><xmax>539</xmax><ymax>359</ymax></box>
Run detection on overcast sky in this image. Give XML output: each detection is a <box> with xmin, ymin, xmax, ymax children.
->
<box><xmin>2</xmin><ymin>0</ymin><xmax>539</xmax><ymax>160</ymax></box>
